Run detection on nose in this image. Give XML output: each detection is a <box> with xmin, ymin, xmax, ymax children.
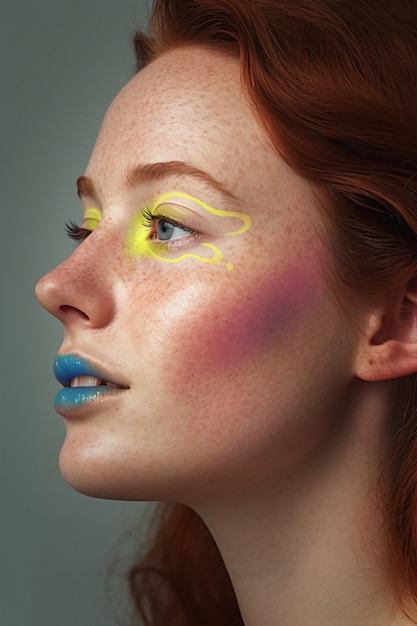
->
<box><xmin>35</xmin><ymin>235</ymin><xmax>116</xmax><ymax>330</ymax></box>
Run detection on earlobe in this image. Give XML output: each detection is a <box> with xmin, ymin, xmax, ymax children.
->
<box><xmin>356</xmin><ymin>284</ymin><xmax>417</xmax><ymax>382</ymax></box>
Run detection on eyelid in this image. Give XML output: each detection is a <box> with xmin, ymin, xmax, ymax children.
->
<box><xmin>149</xmin><ymin>213</ymin><xmax>196</xmax><ymax>236</ymax></box>
<box><xmin>147</xmin><ymin>207</ymin><xmax>199</xmax><ymax>234</ymax></box>
<box><xmin>153</xmin><ymin>192</ymin><xmax>252</xmax><ymax>235</ymax></box>
<box><xmin>82</xmin><ymin>207</ymin><xmax>102</xmax><ymax>231</ymax></box>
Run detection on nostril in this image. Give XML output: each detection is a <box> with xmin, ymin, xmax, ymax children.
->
<box><xmin>60</xmin><ymin>305</ymin><xmax>90</xmax><ymax>320</ymax></box>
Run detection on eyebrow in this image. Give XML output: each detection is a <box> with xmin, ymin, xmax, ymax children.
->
<box><xmin>76</xmin><ymin>175</ymin><xmax>98</xmax><ymax>201</ymax></box>
<box><xmin>76</xmin><ymin>161</ymin><xmax>240</xmax><ymax>204</ymax></box>
<box><xmin>125</xmin><ymin>160</ymin><xmax>239</xmax><ymax>202</ymax></box>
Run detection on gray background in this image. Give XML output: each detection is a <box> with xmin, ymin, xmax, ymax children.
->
<box><xmin>1</xmin><ymin>2</ymin><xmax>152</xmax><ymax>624</ymax></box>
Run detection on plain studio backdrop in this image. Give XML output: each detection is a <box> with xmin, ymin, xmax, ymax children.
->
<box><xmin>0</xmin><ymin>2</ymin><xmax>151</xmax><ymax>625</ymax></box>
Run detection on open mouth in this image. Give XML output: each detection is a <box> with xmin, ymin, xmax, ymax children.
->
<box><xmin>69</xmin><ymin>376</ymin><xmax>122</xmax><ymax>388</ymax></box>
<box><xmin>54</xmin><ymin>355</ymin><xmax>130</xmax><ymax>412</ymax></box>
<box><xmin>54</xmin><ymin>354</ymin><xmax>130</xmax><ymax>394</ymax></box>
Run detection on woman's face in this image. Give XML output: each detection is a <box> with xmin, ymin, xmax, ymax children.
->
<box><xmin>36</xmin><ymin>46</ymin><xmax>360</xmax><ymax>504</ymax></box>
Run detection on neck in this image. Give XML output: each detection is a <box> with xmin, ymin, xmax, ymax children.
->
<box><xmin>193</xmin><ymin>380</ymin><xmax>410</xmax><ymax>626</ymax></box>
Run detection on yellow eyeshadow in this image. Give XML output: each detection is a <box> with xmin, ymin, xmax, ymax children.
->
<box><xmin>127</xmin><ymin>192</ymin><xmax>252</xmax><ymax>270</ymax></box>
<box><xmin>82</xmin><ymin>207</ymin><xmax>102</xmax><ymax>231</ymax></box>
<box><xmin>157</xmin><ymin>192</ymin><xmax>252</xmax><ymax>235</ymax></box>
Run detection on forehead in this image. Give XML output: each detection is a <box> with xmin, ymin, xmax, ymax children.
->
<box><xmin>96</xmin><ymin>46</ymin><xmax>250</xmax><ymax>143</ymax></box>
<box><xmin>86</xmin><ymin>47</ymin><xmax>281</xmax><ymax>196</ymax></box>
<box><xmin>85</xmin><ymin>45</ymin><xmax>317</xmax><ymax>240</ymax></box>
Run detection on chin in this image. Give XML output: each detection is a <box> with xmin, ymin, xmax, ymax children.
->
<box><xmin>58</xmin><ymin>439</ymin><xmax>167</xmax><ymax>502</ymax></box>
<box><xmin>58</xmin><ymin>440</ymin><xmax>129</xmax><ymax>500</ymax></box>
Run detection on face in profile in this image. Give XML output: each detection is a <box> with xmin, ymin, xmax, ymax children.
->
<box><xmin>36</xmin><ymin>46</ymin><xmax>361</xmax><ymax>505</ymax></box>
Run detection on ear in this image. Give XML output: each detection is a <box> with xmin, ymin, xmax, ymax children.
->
<box><xmin>356</xmin><ymin>281</ymin><xmax>417</xmax><ymax>382</ymax></box>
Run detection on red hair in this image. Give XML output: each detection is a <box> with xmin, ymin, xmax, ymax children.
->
<box><xmin>127</xmin><ymin>1</ymin><xmax>417</xmax><ymax>623</ymax></box>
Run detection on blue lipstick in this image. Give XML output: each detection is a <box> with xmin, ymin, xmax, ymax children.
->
<box><xmin>54</xmin><ymin>354</ymin><xmax>124</xmax><ymax>412</ymax></box>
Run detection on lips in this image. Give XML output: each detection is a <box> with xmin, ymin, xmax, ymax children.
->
<box><xmin>54</xmin><ymin>354</ymin><xmax>127</xmax><ymax>389</ymax></box>
<box><xmin>54</xmin><ymin>354</ymin><xmax>128</xmax><ymax>413</ymax></box>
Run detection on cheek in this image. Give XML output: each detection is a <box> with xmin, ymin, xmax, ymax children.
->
<box><xmin>146</xmin><ymin>257</ymin><xmax>326</xmax><ymax>383</ymax></box>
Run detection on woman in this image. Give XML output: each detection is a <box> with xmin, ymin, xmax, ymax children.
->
<box><xmin>36</xmin><ymin>0</ymin><xmax>417</xmax><ymax>624</ymax></box>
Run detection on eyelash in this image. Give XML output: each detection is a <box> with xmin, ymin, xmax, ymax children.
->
<box><xmin>65</xmin><ymin>209</ymin><xmax>198</xmax><ymax>244</ymax></box>
<box><xmin>65</xmin><ymin>220</ymin><xmax>91</xmax><ymax>243</ymax></box>
<box><xmin>141</xmin><ymin>207</ymin><xmax>197</xmax><ymax>241</ymax></box>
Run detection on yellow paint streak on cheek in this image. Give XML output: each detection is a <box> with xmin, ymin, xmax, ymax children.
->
<box><xmin>126</xmin><ymin>192</ymin><xmax>251</xmax><ymax>271</ymax></box>
<box><xmin>83</xmin><ymin>207</ymin><xmax>102</xmax><ymax>231</ymax></box>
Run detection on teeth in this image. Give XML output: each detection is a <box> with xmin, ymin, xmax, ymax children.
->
<box><xmin>70</xmin><ymin>376</ymin><xmax>102</xmax><ymax>388</ymax></box>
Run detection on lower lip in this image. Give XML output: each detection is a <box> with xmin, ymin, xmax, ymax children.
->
<box><xmin>55</xmin><ymin>386</ymin><xmax>125</xmax><ymax>413</ymax></box>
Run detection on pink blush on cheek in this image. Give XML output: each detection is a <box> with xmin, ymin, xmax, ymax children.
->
<box><xmin>171</xmin><ymin>258</ymin><xmax>327</xmax><ymax>379</ymax></box>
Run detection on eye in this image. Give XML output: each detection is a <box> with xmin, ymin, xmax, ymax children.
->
<box><xmin>142</xmin><ymin>208</ymin><xmax>196</xmax><ymax>243</ymax></box>
<box><xmin>154</xmin><ymin>218</ymin><xmax>193</xmax><ymax>241</ymax></box>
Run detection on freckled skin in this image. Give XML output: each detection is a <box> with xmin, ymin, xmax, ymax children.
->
<box><xmin>36</xmin><ymin>47</ymin><xmax>361</xmax><ymax>503</ymax></box>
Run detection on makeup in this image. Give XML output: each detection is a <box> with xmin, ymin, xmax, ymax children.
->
<box><xmin>65</xmin><ymin>207</ymin><xmax>102</xmax><ymax>243</ymax></box>
<box><xmin>54</xmin><ymin>354</ymin><xmax>126</xmax><ymax>412</ymax></box>
<box><xmin>83</xmin><ymin>207</ymin><xmax>101</xmax><ymax>231</ymax></box>
<box><xmin>127</xmin><ymin>192</ymin><xmax>251</xmax><ymax>270</ymax></box>
<box><xmin>159</xmin><ymin>256</ymin><xmax>324</xmax><ymax>381</ymax></box>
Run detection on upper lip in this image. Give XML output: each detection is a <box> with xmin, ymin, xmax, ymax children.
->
<box><xmin>54</xmin><ymin>353</ymin><xmax>129</xmax><ymax>389</ymax></box>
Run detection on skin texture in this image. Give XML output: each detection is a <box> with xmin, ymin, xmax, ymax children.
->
<box><xmin>36</xmin><ymin>46</ymin><xmax>357</xmax><ymax>499</ymax></box>
<box><xmin>36</xmin><ymin>47</ymin><xmax>413</xmax><ymax>625</ymax></box>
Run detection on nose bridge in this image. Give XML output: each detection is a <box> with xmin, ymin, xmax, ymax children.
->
<box><xmin>35</xmin><ymin>226</ymin><xmax>118</xmax><ymax>328</ymax></box>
